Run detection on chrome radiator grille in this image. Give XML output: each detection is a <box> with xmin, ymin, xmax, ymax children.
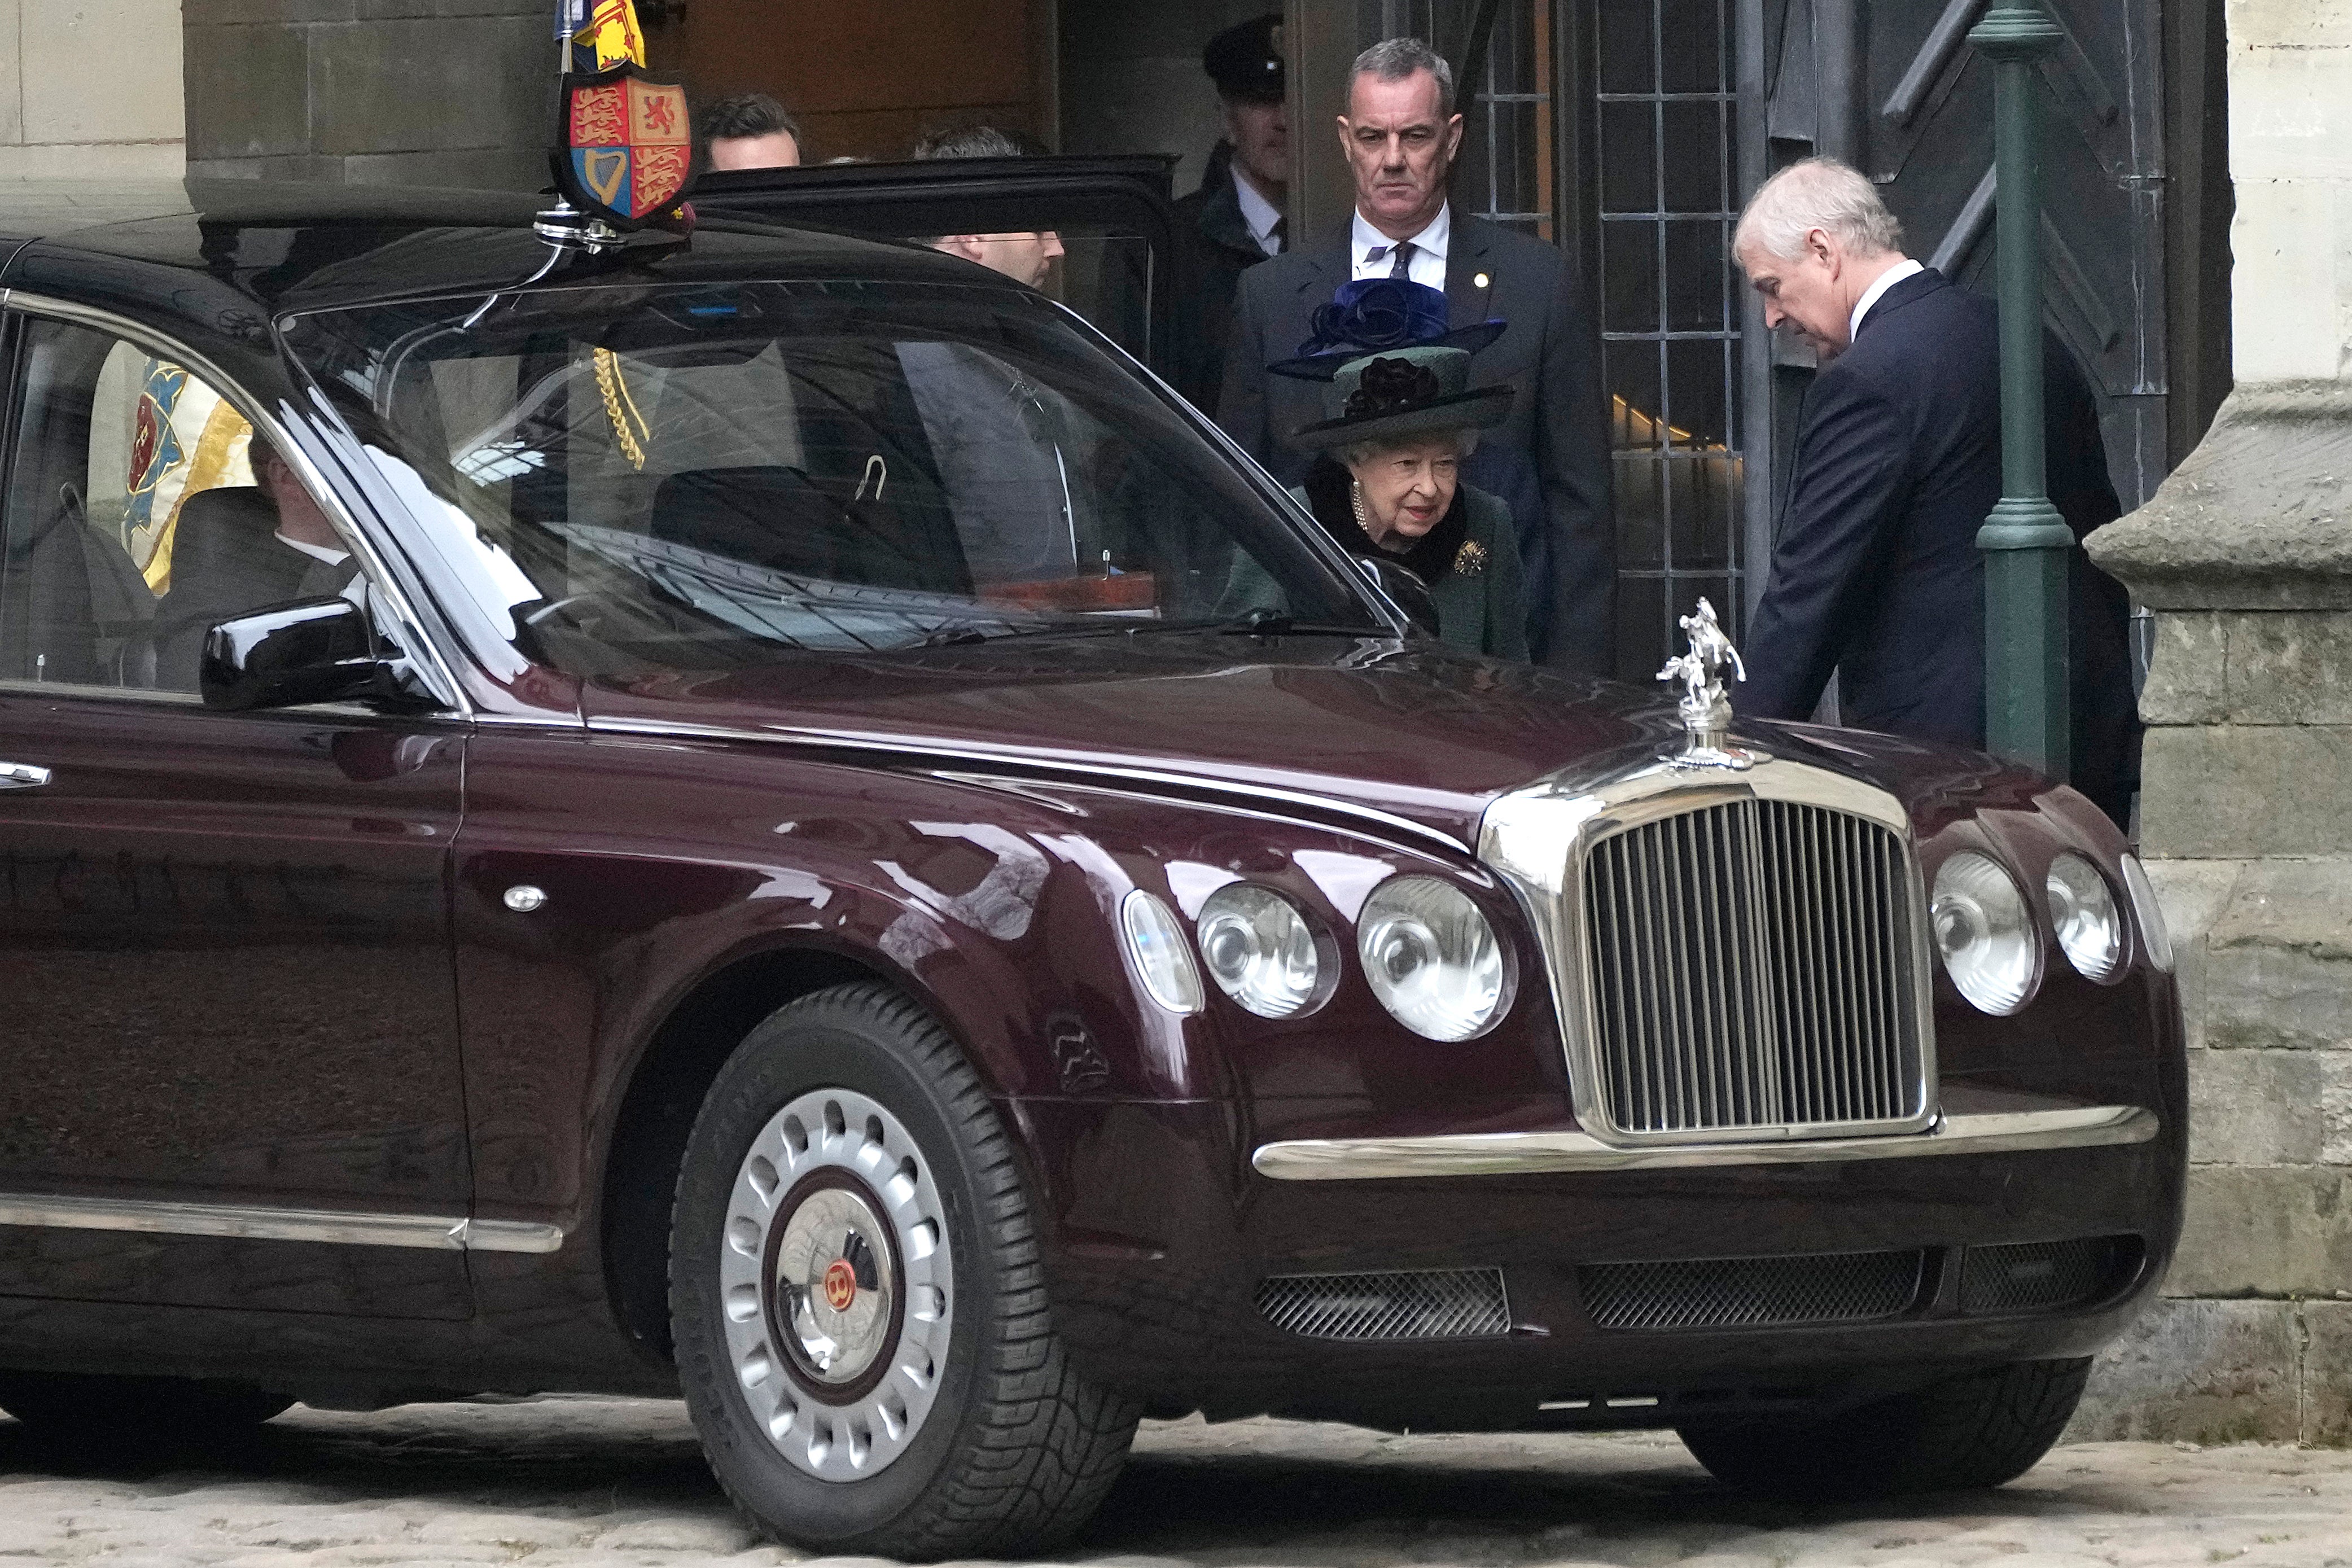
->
<box><xmin>1580</xmin><ymin>798</ymin><xmax>1925</xmax><ymax>1136</ymax></box>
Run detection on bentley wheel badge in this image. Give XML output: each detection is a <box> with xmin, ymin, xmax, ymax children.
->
<box><xmin>1657</xmin><ymin>597</ymin><xmax>1758</xmax><ymax>770</ymax></box>
<box><xmin>821</xmin><ymin>1256</ymin><xmax>859</xmax><ymax>1312</ymax></box>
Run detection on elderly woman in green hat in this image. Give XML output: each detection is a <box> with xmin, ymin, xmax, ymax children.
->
<box><xmin>1227</xmin><ymin>282</ymin><xmax>1530</xmax><ymax>659</ymax></box>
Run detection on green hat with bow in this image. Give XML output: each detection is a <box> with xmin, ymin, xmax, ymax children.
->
<box><xmin>1286</xmin><ymin>345</ymin><xmax>1515</xmax><ymax>452</ymax></box>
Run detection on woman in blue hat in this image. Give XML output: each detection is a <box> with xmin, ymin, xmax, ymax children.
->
<box><xmin>1236</xmin><ymin>280</ymin><xmax>1529</xmax><ymax>660</ymax></box>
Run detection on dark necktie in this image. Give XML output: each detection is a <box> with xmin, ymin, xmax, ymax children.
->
<box><xmin>1268</xmin><ymin>216</ymin><xmax>1286</xmax><ymax>255</ymax></box>
<box><xmin>1387</xmin><ymin>240</ymin><xmax>1416</xmax><ymax>279</ymax></box>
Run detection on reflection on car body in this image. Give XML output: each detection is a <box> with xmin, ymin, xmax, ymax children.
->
<box><xmin>0</xmin><ymin>183</ymin><xmax>2182</xmax><ymax>1560</ymax></box>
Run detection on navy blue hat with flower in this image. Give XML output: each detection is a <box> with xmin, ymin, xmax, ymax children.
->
<box><xmin>1267</xmin><ymin>278</ymin><xmax>1507</xmax><ymax>380</ymax></box>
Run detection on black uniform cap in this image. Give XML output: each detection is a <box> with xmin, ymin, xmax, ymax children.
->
<box><xmin>1203</xmin><ymin>15</ymin><xmax>1285</xmax><ymax>104</ymax></box>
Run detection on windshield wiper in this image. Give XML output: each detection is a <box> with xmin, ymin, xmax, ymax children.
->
<box><xmin>1190</xmin><ymin>609</ymin><xmax>1383</xmax><ymax>637</ymax></box>
<box><xmin>918</xmin><ymin>611</ymin><xmax>1382</xmax><ymax>647</ymax></box>
<box><xmin>917</xmin><ymin>621</ymin><xmax>1148</xmax><ymax>648</ymax></box>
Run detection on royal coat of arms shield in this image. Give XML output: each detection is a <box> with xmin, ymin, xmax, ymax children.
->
<box><xmin>554</xmin><ymin>64</ymin><xmax>693</xmax><ymax>226</ymax></box>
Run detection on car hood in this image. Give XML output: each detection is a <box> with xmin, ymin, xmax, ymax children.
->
<box><xmin>577</xmin><ymin>634</ymin><xmax>2039</xmax><ymax>853</ymax></box>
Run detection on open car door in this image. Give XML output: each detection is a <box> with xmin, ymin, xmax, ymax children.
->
<box><xmin>691</xmin><ymin>155</ymin><xmax>1179</xmax><ymax>386</ymax></box>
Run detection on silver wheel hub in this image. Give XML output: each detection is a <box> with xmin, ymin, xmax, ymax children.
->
<box><xmin>719</xmin><ymin>1087</ymin><xmax>953</xmax><ymax>1481</ymax></box>
<box><xmin>777</xmin><ymin>1186</ymin><xmax>895</xmax><ymax>1385</ymax></box>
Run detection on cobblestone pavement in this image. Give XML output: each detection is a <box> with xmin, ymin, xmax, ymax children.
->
<box><xmin>3</xmin><ymin>1396</ymin><xmax>2351</xmax><ymax>1567</ymax></box>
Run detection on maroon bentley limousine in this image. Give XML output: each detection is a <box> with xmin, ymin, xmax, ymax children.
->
<box><xmin>0</xmin><ymin>182</ymin><xmax>2182</xmax><ymax>1557</ymax></box>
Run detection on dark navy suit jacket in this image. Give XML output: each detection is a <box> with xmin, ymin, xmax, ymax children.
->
<box><xmin>1736</xmin><ymin>268</ymin><xmax>2141</xmax><ymax>826</ymax></box>
<box><xmin>1170</xmin><ymin>174</ymin><xmax>1272</xmax><ymax>415</ymax></box>
<box><xmin>1214</xmin><ymin>213</ymin><xmax>1614</xmax><ymax>673</ymax></box>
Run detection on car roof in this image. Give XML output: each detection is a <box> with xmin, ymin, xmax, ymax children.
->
<box><xmin>0</xmin><ymin>178</ymin><xmax>1041</xmax><ymax>319</ymax></box>
<box><xmin>0</xmin><ymin>179</ymin><xmax>546</xmax><ymax>253</ymax></box>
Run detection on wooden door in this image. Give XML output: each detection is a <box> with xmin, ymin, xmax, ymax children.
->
<box><xmin>645</xmin><ymin>0</ymin><xmax>1059</xmax><ymax>163</ymax></box>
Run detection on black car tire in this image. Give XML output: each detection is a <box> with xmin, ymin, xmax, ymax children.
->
<box><xmin>0</xmin><ymin>1371</ymin><xmax>291</xmax><ymax>1441</ymax></box>
<box><xmin>670</xmin><ymin>981</ymin><xmax>1140</xmax><ymax>1560</ymax></box>
<box><xmin>1678</xmin><ymin>1357</ymin><xmax>2092</xmax><ymax>1502</ymax></box>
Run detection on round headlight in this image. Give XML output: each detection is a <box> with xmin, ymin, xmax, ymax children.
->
<box><xmin>1119</xmin><ymin>890</ymin><xmax>1203</xmax><ymax>1015</ymax></box>
<box><xmin>1195</xmin><ymin>884</ymin><xmax>1325</xmax><ymax>1018</ymax></box>
<box><xmin>1358</xmin><ymin>876</ymin><xmax>1505</xmax><ymax>1041</ymax></box>
<box><xmin>2120</xmin><ymin>854</ymin><xmax>2174</xmax><ymax>974</ymax></box>
<box><xmin>1931</xmin><ymin>851</ymin><xmax>2038</xmax><ymax>1014</ymax></box>
<box><xmin>2047</xmin><ymin>852</ymin><xmax>2125</xmax><ymax>983</ymax></box>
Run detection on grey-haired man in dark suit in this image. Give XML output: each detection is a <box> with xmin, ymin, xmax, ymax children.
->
<box><xmin>1216</xmin><ymin>37</ymin><xmax>1613</xmax><ymax>672</ymax></box>
<box><xmin>1729</xmin><ymin>157</ymin><xmax>2139</xmax><ymax>827</ymax></box>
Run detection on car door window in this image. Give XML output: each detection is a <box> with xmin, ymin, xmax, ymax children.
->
<box><xmin>878</xmin><ymin>229</ymin><xmax>1153</xmax><ymax>365</ymax></box>
<box><xmin>694</xmin><ymin>157</ymin><xmax>1173</xmax><ymax>368</ymax></box>
<box><xmin>0</xmin><ymin>317</ymin><xmax>366</xmax><ymax>695</ymax></box>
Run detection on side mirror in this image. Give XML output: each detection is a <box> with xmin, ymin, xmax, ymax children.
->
<box><xmin>1356</xmin><ymin>557</ymin><xmax>1442</xmax><ymax>638</ymax></box>
<box><xmin>199</xmin><ymin>597</ymin><xmax>405</xmax><ymax>712</ymax></box>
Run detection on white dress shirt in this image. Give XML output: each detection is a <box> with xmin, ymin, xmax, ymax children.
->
<box><xmin>275</xmin><ymin>531</ymin><xmax>351</xmax><ymax>567</ymax></box>
<box><xmin>273</xmin><ymin>528</ymin><xmax>374</xmax><ymax>611</ymax></box>
<box><xmin>1232</xmin><ymin>171</ymin><xmax>1285</xmax><ymax>257</ymax></box>
<box><xmin>1351</xmin><ymin>204</ymin><xmax>1449</xmax><ymax>290</ymax></box>
<box><xmin>1848</xmin><ymin>257</ymin><xmax>1926</xmax><ymax>343</ymax></box>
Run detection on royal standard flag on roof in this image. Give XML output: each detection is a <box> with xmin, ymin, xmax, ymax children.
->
<box><xmin>564</xmin><ymin>0</ymin><xmax>646</xmax><ymax>73</ymax></box>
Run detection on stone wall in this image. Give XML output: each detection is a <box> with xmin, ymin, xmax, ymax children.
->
<box><xmin>183</xmin><ymin>0</ymin><xmax>546</xmax><ymax>189</ymax></box>
<box><xmin>0</xmin><ymin>0</ymin><xmax>186</xmax><ymax>181</ymax></box>
<box><xmin>2075</xmin><ymin>0</ymin><xmax>2352</xmax><ymax>1445</ymax></box>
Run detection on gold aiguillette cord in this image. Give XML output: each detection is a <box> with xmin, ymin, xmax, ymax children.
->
<box><xmin>594</xmin><ymin>347</ymin><xmax>651</xmax><ymax>470</ymax></box>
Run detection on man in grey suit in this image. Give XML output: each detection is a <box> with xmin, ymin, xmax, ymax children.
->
<box><xmin>1216</xmin><ymin>37</ymin><xmax>1613</xmax><ymax>672</ymax></box>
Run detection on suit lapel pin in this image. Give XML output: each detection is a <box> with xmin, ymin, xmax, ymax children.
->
<box><xmin>1453</xmin><ymin>539</ymin><xmax>1488</xmax><ymax>576</ymax></box>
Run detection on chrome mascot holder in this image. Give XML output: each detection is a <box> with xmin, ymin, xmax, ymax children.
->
<box><xmin>533</xmin><ymin>198</ymin><xmax>628</xmax><ymax>254</ymax></box>
<box><xmin>1657</xmin><ymin>597</ymin><xmax>1757</xmax><ymax>771</ymax></box>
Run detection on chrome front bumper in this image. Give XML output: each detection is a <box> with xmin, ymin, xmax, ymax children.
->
<box><xmin>1251</xmin><ymin>1103</ymin><xmax>2159</xmax><ymax>1181</ymax></box>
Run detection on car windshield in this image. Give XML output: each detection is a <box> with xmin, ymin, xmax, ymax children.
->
<box><xmin>278</xmin><ymin>277</ymin><xmax>1383</xmax><ymax>676</ymax></box>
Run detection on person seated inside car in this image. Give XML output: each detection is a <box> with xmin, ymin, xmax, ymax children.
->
<box><xmin>152</xmin><ymin>434</ymin><xmax>358</xmax><ymax>688</ymax></box>
<box><xmin>1225</xmin><ymin>339</ymin><xmax>1527</xmax><ymax>660</ymax></box>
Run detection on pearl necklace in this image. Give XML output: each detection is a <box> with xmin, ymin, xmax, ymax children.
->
<box><xmin>1350</xmin><ymin>479</ymin><xmax>1376</xmax><ymax>541</ymax></box>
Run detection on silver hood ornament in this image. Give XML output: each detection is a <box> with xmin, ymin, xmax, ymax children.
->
<box><xmin>1657</xmin><ymin>597</ymin><xmax>1758</xmax><ymax>770</ymax></box>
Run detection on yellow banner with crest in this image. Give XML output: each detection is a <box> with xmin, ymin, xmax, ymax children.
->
<box><xmin>569</xmin><ymin>0</ymin><xmax>646</xmax><ymax>72</ymax></box>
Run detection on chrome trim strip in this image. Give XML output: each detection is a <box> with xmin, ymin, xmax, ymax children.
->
<box><xmin>1479</xmin><ymin>754</ymin><xmax>1941</xmax><ymax>1147</ymax></box>
<box><xmin>470</xmin><ymin>710</ymin><xmax>587</xmax><ymax>730</ymax></box>
<box><xmin>0</xmin><ymin>1193</ymin><xmax>564</xmax><ymax>1253</ymax></box>
<box><xmin>3</xmin><ymin>292</ymin><xmax>472</xmax><ymax>717</ymax></box>
<box><xmin>585</xmin><ymin>715</ymin><xmax>1472</xmax><ymax>854</ymax></box>
<box><xmin>1251</xmin><ymin>1104</ymin><xmax>2160</xmax><ymax>1181</ymax></box>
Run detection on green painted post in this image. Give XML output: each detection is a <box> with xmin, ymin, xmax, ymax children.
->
<box><xmin>1969</xmin><ymin>2</ymin><xmax>2073</xmax><ymax>779</ymax></box>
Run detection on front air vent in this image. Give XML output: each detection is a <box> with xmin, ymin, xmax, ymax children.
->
<box><xmin>1255</xmin><ymin>1268</ymin><xmax>1510</xmax><ymax>1340</ymax></box>
<box><xmin>1580</xmin><ymin>797</ymin><xmax>1928</xmax><ymax>1137</ymax></box>
<box><xmin>1960</xmin><ymin>1236</ymin><xmax>2138</xmax><ymax>1316</ymax></box>
<box><xmin>1578</xmin><ymin>1249</ymin><xmax>1925</xmax><ymax>1332</ymax></box>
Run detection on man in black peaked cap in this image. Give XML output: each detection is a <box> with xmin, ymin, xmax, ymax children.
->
<box><xmin>1171</xmin><ymin>14</ymin><xmax>1290</xmax><ymax>414</ymax></box>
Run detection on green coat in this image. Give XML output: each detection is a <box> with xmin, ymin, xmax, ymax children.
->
<box><xmin>1252</xmin><ymin>481</ymin><xmax>1531</xmax><ymax>662</ymax></box>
